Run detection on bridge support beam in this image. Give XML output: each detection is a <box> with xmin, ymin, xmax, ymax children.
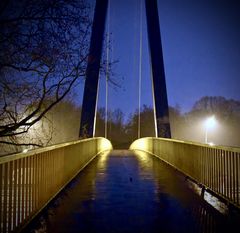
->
<box><xmin>145</xmin><ymin>0</ymin><xmax>171</xmax><ymax>138</ymax></box>
<box><xmin>79</xmin><ymin>0</ymin><xmax>108</xmax><ymax>138</ymax></box>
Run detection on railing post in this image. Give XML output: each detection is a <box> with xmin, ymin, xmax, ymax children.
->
<box><xmin>130</xmin><ymin>137</ymin><xmax>240</xmax><ymax>208</ymax></box>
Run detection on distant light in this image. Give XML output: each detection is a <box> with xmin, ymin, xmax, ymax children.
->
<box><xmin>204</xmin><ymin>116</ymin><xmax>217</xmax><ymax>144</ymax></box>
<box><xmin>208</xmin><ymin>142</ymin><xmax>215</xmax><ymax>146</ymax></box>
<box><xmin>22</xmin><ymin>149</ymin><xmax>28</xmax><ymax>153</ymax></box>
<box><xmin>205</xmin><ymin>116</ymin><xmax>217</xmax><ymax>129</ymax></box>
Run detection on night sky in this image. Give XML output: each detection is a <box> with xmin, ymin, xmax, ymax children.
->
<box><xmin>81</xmin><ymin>0</ymin><xmax>240</xmax><ymax>118</ymax></box>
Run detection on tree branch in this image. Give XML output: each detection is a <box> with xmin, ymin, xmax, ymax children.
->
<box><xmin>0</xmin><ymin>140</ymin><xmax>42</xmax><ymax>147</ymax></box>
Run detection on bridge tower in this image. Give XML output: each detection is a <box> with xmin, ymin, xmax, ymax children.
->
<box><xmin>145</xmin><ymin>0</ymin><xmax>171</xmax><ymax>138</ymax></box>
<box><xmin>79</xmin><ymin>0</ymin><xmax>108</xmax><ymax>138</ymax></box>
<box><xmin>80</xmin><ymin>0</ymin><xmax>171</xmax><ymax>138</ymax></box>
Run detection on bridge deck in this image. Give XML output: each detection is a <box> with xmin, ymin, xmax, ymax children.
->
<box><xmin>25</xmin><ymin>150</ymin><xmax>234</xmax><ymax>233</ymax></box>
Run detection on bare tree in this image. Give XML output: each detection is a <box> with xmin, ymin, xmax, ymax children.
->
<box><xmin>0</xmin><ymin>0</ymin><xmax>92</xmax><ymax>149</ymax></box>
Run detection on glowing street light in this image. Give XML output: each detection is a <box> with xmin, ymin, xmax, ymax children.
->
<box><xmin>204</xmin><ymin>116</ymin><xmax>217</xmax><ymax>144</ymax></box>
<box><xmin>22</xmin><ymin>149</ymin><xmax>28</xmax><ymax>153</ymax></box>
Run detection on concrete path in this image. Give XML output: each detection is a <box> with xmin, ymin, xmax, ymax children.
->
<box><xmin>26</xmin><ymin>150</ymin><xmax>232</xmax><ymax>233</ymax></box>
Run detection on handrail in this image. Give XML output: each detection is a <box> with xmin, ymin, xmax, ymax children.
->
<box><xmin>0</xmin><ymin>137</ymin><xmax>112</xmax><ymax>233</ymax></box>
<box><xmin>130</xmin><ymin>137</ymin><xmax>240</xmax><ymax>208</ymax></box>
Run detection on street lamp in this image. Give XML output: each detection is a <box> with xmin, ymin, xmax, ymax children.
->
<box><xmin>204</xmin><ymin>116</ymin><xmax>217</xmax><ymax>144</ymax></box>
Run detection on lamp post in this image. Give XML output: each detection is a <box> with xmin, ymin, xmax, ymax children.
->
<box><xmin>204</xmin><ymin>116</ymin><xmax>217</xmax><ymax>144</ymax></box>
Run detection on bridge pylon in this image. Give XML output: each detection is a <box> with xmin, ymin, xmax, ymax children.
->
<box><xmin>79</xmin><ymin>0</ymin><xmax>108</xmax><ymax>138</ymax></box>
<box><xmin>80</xmin><ymin>0</ymin><xmax>171</xmax><ymax>138</ymax></box>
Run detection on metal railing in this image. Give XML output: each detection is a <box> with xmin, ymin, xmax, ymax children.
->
<box><xmin>130</xmin><ymin>137</ymin><xmax>240</xmax><ymax>208</ymax></box>
<box><xmin>0</xmin><ymin>137</ymin><xmax>112</xmax><ymax>233</ymax></box>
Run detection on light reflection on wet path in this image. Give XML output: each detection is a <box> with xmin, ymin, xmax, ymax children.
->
<box><xmin>26</xmin><ymin>150</ymin><xmax>231</xmax><ymax>233</ymax></box>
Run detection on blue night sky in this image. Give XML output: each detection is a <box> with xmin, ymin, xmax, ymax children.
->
<box><xmin>79</xmin><ymin>0</ymin><xmax>240</xmax><ymax>117</ymax></box>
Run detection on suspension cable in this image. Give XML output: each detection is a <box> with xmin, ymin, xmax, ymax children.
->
<box><xmin>105</xmin><ymin>0</ymin><xmax>111</xmax><ymax>139</ymax></box>
<box><xmin>138</xmin><ymin>0</ymin><xmax>143</xmax><ymax>139</ymax></box>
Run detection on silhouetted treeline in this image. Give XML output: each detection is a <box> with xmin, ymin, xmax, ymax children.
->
<box><xmin>1</xmin><ymin>96</ymin><xmax>240</xmax><ymax>155</ymax></box>
<box><xmin>95</xmin><ymin>96</ymin><xmax>240</xmax><ymax>148</ymax></box>
<box><xmin>180</xmin><ymin>96</ymin><xmax>240</xmax><ymax>147</ymax></box>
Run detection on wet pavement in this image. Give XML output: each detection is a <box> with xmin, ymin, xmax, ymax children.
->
<box><xmin>26</xmin><ymin>150</ymin><xmax>237</xmax><ymax>233</ymax></box>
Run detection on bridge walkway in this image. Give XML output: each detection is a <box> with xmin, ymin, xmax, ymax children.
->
<box><xmin>25</xmin><ymin>150</ymin><xmax>234</xmax><ymax>233</ymax></box>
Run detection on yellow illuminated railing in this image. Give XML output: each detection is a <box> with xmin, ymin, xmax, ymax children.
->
<box><xmin>0</xmin><ymin>137</ymin><xmax>112</xmax><ymax>233</ymax></box>
<box><xmin>130</xmin><ymin>137</ymin><xmax>240</xmax><ymax>208</ymax></box>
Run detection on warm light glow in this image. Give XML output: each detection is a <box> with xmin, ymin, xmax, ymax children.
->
<box><xmin>130</xmin><ymin>138</ymin><xmax>149</xmax><ymax>151</ymax></box>
<box><xmin>208</xmin><ymin>142</ymin><xmax>215</xmax><ymax>146</ymax></box>
<box><xmin>136</xmin><ymin>150</ymin><xmax>149</xmax><ymax>161</ymax></box>
<box><xmin>22</xmin><ymin>149</ymin><xmax>28</xmax><ymax>153</ymax></box>
<box><xmin>135</xmin><ymin>150</ymin><xmax>153</xmax><ymax>170</ymax></box>
<box><xmin>97</xmin><ymin>151</ymin><xmax>110</xmax><ymax>171</ymax></box>
<box><xmin>98</xmin><ymin>138</ymin><xmax>112</xmax><ymax>151</ymax></box>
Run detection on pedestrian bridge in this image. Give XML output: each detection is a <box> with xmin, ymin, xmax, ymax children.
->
<box><xmin>1</xmin><ymin>137</ymin><xmax>240</xmax><ymax>233</ymax></box>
